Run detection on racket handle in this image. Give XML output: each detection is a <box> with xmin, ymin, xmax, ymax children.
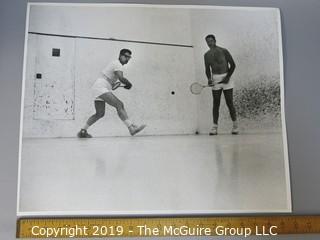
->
<box><xmin>112</xmin><ymin>82</ymin><xmax>121</xmax><ymax>90</ymax></box>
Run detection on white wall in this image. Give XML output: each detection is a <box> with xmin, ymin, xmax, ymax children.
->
<box><xmin>23</xmin><ymin>4</ymin><xmax>197</xmax><ymax>138</ymax></box>
<box><xmin>23</xmin><ymin>4</ymin><xmax>283</xmax><ymax>138</ymax></box>
<box><xmin>28</xmin><ymin>4</ymin><xmax>192</xmax><ymax>46</ymax></box>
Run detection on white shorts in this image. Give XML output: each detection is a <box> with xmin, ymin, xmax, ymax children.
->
<box><xmin>92</xmin><ymin>78</ymin><xmax>113</xmax><ymax>101</ymax></box>
<box><xmin>211</xmin><ymin>73</ymin><xmax>234</xmax><ymax>90</ymax></box>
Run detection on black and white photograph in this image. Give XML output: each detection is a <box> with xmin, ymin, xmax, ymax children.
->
<box><xmin>17</xmin><ymin>3</ymin><xmax>291</xmax><ymax>216</ymax></box>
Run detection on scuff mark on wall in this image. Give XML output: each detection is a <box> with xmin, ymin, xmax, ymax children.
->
<box><xmin>33</xmin><ymin>77</ymin><xmax>75</xmax><ymax>120</ymax></box>
<box><xmin>234</xmin><ymin>76</ymin><xmax>281</xmax><ymax>120</ymax></box>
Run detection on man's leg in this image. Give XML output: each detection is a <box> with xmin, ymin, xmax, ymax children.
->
<box><xmin>210</xmin><ymin>89</ymin><xmax>223</xmax><ymax>135</ymax></box>
<box><xmin>78</xmin><ymin>100</ymin><xmax>105</xmax><ymax>138</ymax></box>
<box><xmin>98</xmin><ymin>92</ymin><xmax>146</xmax><ymax>136</ymax></box>
<box><xmin>99</xmin><ymin>92</ymin><xmax>128</xmax><ymax>121</ymax></box>
<box><xmin>86</xmin><ymin>100</ymin><xmax>106</xmax><ymax>126</ymax></box>
<box><xmin>223</xmin><ymin>88</ymin><xmax>239</xmax><ymax>134</ymax></box>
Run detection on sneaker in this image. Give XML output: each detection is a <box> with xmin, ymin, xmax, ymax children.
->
<box><xmin>77</xmin><ymin>129</ymin><xmax>92</xmax><ymax>138</ymax></box>
<box><xmin>129</xmin><ymin>124</ymin><xmax>146</xmax><ymax>136</ymax></box>
<box><xmin>209</xmin><ymin>126</ymin><xmax>218</xmax><ymax>135</ymax></box>
<box><xmin>231</xmin><ymin>126</ymin><xmax>239</xmax><ymax>135</ymax></box>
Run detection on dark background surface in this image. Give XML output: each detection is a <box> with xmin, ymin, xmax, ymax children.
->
<box><xmin>0</xmin><ymin>0</ymin><xmax>319</xmax><ymax>239</ymax></box>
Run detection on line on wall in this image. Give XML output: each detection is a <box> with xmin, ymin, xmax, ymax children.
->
<box><xmin>28</xmin><ymin>32</ymin><xmax>193</xmax><ymax>48</ymax></box>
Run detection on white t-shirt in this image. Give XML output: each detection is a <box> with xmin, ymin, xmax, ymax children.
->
<box><xmin>101</xmin><ymin>60</ymin><xmax>124</xmax><ymax>85</ymax></box>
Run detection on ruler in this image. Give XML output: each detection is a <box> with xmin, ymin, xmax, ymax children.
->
<box><xmin>17</xmin><ymin>215</ymin><xmax>320</xmax><ymax>238</ymax></box>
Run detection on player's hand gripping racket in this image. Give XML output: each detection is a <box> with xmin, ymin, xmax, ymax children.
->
<box><xmin>112</xmin><ymin>81</ymin><xmax>133</xmax><ymax>90</ymax></box>
<box><xmin>190</xmin><ymin>82</ymin><xmax>213</xmax><ymax>95</ymax></box>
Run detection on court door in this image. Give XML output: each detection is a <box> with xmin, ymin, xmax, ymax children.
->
<box><xmin>27</xmin><ymin>34</ymin><xmax>75</xmax><ymax>120</ymax></box>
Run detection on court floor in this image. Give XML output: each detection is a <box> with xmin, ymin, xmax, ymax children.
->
<box><xmin>18</xmin><ymin>133</ymin><xmax>290</xmax><ymax>215</ymax></box>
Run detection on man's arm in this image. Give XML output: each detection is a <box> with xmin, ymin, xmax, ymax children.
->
<box><xmin>204</xmin><ymin>54</ymin><xmax>212</xmax><ymax>85</ymax></box>
<box><xmin>115</xmin><ymin>71</ymin><xmax>132</xmax><ymax>89</ymax></box>
<box><xmin>224</xmin><ymin>49</ymin><xmax>236</xmax><ymax>78</ymax></box>
<box><xmin>219</xmin><ymin>49</ymin><xmax>236</xmax><ymax>84</ymax></box>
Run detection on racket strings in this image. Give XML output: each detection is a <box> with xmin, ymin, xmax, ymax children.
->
<box><xmin>190</xmin><ymin>83</ymin><xmax>204</xmax><ymax>94</ymax></box>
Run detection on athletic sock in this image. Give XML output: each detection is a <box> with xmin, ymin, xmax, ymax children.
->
<box><xmin>124</xmin><ymin>119</ymin><xmax>133</xmax><ymax>128</ymax></box>
<box><xmin>82</xmin><ymin>124</ymin><xmax>90</xmax><ymax>130</ymax></box>
<box><xmin>233</xmin><ymin>121</ymin><xmax>238</xmax><ymax>127</ymax></box>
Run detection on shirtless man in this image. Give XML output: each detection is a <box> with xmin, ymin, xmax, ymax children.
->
<box><xmin>77</xmin><ymin>49</ymin><xmax>146</xmax><ymax>138</ymax></box>
<box><xmin>204</xmin><ymin>34</ymin><xmax>239</xmax><ymax>135</ymax></box>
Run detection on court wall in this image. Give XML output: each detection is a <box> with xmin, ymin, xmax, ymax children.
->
<box><xmin>23</xmin><ymin>4</ymin><xmax>198</xmax><ymax>138</ymax></box>
<box><xmin>23</xmin><ymin>4</ymin><xmax>283</xmax><ymax>138</ymax></box>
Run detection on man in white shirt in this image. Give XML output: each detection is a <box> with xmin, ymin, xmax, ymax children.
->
<box><xmin>78</xmin><ymin>49</ymin><xmax>146</xmax><ymax>138</ymax></box>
